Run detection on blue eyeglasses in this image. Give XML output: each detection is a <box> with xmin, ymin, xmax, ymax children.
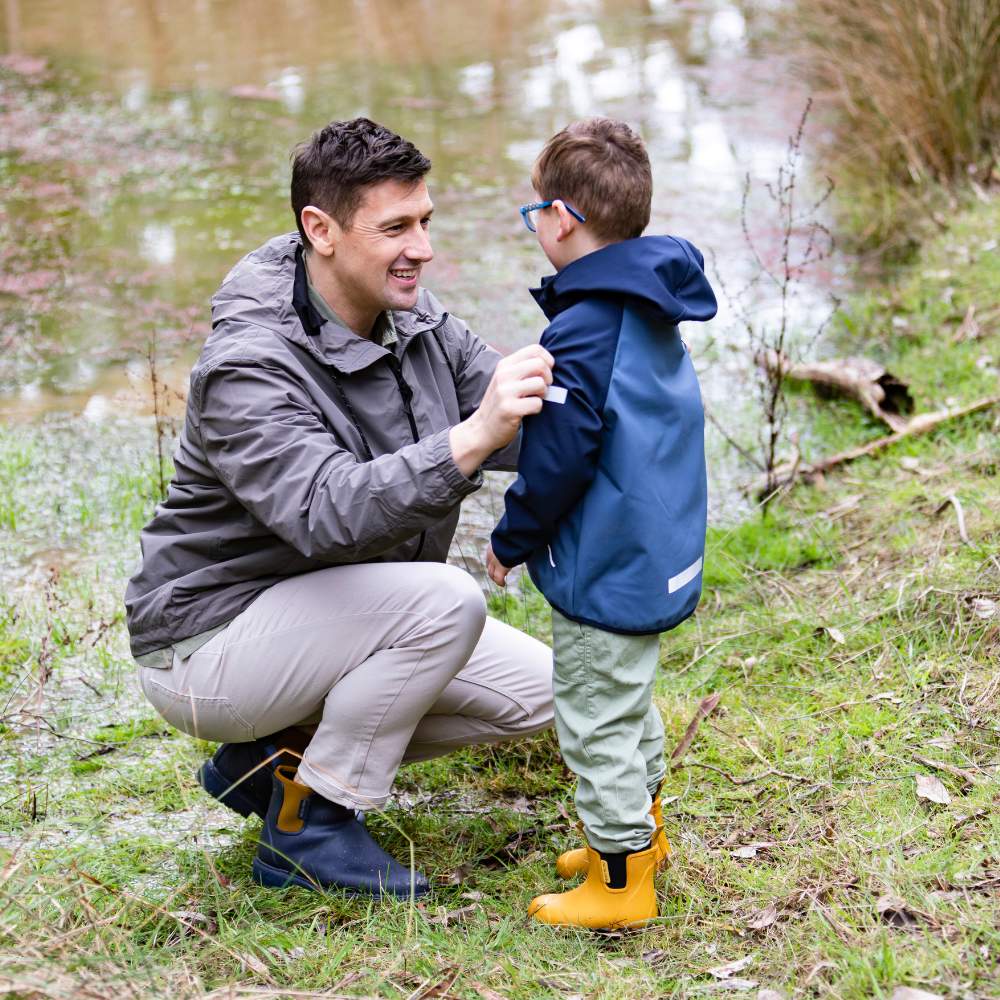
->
<box><xmin>519</xmin><ymin>199</ymin><xmax>586</xmax><ymax>233</ymax></box>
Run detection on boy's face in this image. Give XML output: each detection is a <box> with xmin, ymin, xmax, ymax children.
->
<box><xmin>532</xmin><ymin>193</ymin><xmax>571</xmax><ymax>271</ymax></box>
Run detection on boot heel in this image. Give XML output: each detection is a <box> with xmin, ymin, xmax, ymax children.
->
<box><xmin>197</xmin><ymin>759</ymin><xmax>259</xmax><ymax>818</ymax></box>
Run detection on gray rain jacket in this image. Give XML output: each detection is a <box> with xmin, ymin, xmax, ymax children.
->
<box><xmin>124</xmin><ymin>233</ymin><xmax>512</xmax><ymax>658</ymax></box>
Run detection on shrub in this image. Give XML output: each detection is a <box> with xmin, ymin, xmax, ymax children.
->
<box><xmin>794</xmin><ymin>0</ymin><xmax>1000</xmax><ymax>247</ymax></box>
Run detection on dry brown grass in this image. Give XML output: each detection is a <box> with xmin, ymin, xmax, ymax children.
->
<box><xmin>793</xmin><ymin>0</ymin><xmax>1000</xmax><ymax>244</ymax></box>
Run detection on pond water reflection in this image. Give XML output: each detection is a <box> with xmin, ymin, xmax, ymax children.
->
<box><xmin>1</xmin><ymin>0</ymin><xmax>838</xmax><ymax>513</ymax></box>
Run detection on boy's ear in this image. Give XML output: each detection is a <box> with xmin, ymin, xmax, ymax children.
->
<box><xmin>552</xmin><ymin>200</ymin><xmax>579</xmax><ymax>243</ymax></box>
<box><xmin>300</xmin><ymin>206</ymin><xmax>342</xmax><ymax>257</ymax></box>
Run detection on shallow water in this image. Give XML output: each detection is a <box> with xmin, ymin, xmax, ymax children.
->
<box><xmin>0</xmin><ymin>0</ymin><xmax>843</xmax><ymax>524</ymax></box>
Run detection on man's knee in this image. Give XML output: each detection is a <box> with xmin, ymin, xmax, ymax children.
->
<box><xmin>423</xmin><ymin>563</ymin><xmax>487</xmax><ymax>635</ymax></box>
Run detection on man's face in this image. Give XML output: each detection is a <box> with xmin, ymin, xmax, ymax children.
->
<box><xmin>329</xmin><ymin>178</ymin><xmax>434</xmax><ymax>316</ymax></box>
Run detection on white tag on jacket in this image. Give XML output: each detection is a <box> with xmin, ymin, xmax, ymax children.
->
<box><xmin>544</xmin><ymin>385</ymin><xmax>568</xmax><ymax>404</ymax></box>
<box><xmin>668</xmin><ymin>556</ymin><xmax>703</xmax><ymax>594</ymax></box>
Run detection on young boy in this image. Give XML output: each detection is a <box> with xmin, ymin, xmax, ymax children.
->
<box><xmin>487</xmin><ymin>118</ymin><xmax>717</xmax><ymax>929</ymax></box>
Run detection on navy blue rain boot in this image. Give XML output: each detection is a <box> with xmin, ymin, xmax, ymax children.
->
<box><xmin>252</xmin><ymin>765</ymin><xmax>430</xmax><ymax>899</ymax></box>
<box><xmin>197</xmin><ymin>739</ymin><xmax>298</xmax><ymax>819</ymax></box>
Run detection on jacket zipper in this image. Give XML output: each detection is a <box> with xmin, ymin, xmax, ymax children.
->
<box><xmin>387</xmin><ymin>316</ymin><xmax>449</xmax><ymax>563</ymax></box>
<box><xmin>386</xmin><ymin>355</ymin><xmax>426</xmax><ymax>561</ymax></box>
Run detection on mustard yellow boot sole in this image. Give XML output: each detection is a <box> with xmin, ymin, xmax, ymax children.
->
<box><xmin>529</xmin><ymin>843</ymin><xmax>659</xmax><ymax>930</ymax></box>
<box><xmin>555</xmin><ymin>795</ymin><xmax>671</xmax><ymax>879</ymax></box>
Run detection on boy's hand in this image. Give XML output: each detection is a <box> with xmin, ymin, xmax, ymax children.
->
<box><xmin>485</xmin><ymin>545</ymin><xmax>511</xmax><ymax>587</ymax></box>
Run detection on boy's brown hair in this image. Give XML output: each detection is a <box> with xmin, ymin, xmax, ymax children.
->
<box><xmin>531</xmin><ymin>118</ymin><xmax>652</xmax><ymax>242</ymax></box>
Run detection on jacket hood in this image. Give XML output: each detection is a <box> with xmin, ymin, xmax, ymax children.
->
<box><xmin>530</xmin><ymin>235</ymin><xmax>718</xmax><ymax>325</ymax></box>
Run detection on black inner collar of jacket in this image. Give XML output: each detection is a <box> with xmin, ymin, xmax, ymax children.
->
<box><xmin>292</xmin><ymin>243</ymin><xmax>325</xmax><ymax>338</ymax></box>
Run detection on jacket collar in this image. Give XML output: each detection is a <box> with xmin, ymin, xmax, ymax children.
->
<box><xmin>291</xmin><ymin>243</ymin><xmax>445</xmax><ymax>373</ymax></box>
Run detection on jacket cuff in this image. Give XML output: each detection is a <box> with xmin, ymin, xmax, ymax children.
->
<box><xmin>429</xmin><ymin>427</ymin><xmax>483</xmax><ymax>500</ymax></box>
<box><xmin>489</xmin><ymin>529</ymin><xmax>528</xmax><ymax>569</ymax></box>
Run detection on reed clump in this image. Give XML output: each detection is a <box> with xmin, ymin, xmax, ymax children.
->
<box><xmin>793</xmin><ymin>0</ymin><xmax>1000</xmax><ymax>249</ymax></box>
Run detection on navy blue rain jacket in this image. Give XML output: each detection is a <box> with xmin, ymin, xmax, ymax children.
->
<box><xmin>490</xmin><ymin>235</ymin><xmax>717</xmax><ymax>634</ymax></box>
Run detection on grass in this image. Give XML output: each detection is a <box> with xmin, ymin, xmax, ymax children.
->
<box><xmin>790</xmin><ymin>0</ymin><xmax>1000</xmax><ymax>253</ymax></box>
<box><xmin>0</xmin><ymin>199</ymin><xmax>998</xmax><ymax>998</ymax></box>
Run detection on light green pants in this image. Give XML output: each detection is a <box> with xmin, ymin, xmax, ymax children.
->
<box><xmin>551</xmin><ymin>609</ymin><xmax>666</xmax><ymax>854</ymax></box>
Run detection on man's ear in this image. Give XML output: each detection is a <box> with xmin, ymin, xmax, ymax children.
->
<box><xmin>552</xmin><ymin>200</ymin><xmax>579</xmax><ymax>243</ymax></box>
<box><xmin>299</xmin><ymin>206</ymin><xmax>341</xmax><ymax>257</ymax></box>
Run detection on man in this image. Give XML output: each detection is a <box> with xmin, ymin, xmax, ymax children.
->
<box><xmin>125</xmin><ymin>118</ymin><xmax>555</xmax><ymax>898</ymax></box>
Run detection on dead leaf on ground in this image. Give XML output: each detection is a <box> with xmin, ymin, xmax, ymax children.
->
<box><xmin>804</xmin><ymin>961</ymin><xmax>835</xmax><ymax>985</ymax></box>
<box><xmin>169</xmin><ymin>909</ymin><xmax>217</xmax><ymax>936</ymax></box>
<box><xmin>428</xmin><ymin>903</ymin><xmax>479</xmax><ymax>926</ymax></box>
<box><xmin>821</xmin><ymin>494</ymin><xmax>863</xmax><ymax>519</ymax></box>
<box><xmin>952</xmin><ymin>304</ymin><xmax>981</xmax><ymax>343</ymax></box>
<box><xmin>642</xmin><ymin>949</ymin><xmax>669</xmax><ymax>967</ymax></box>
<box><xmin>471</xmin><ymin>984</ymin><xmax>508</xmax><ymax>1000</ymax></box>
<box><xmin>440</xmin><ymin>862</ymin><xmax>475</xmax><ymax>885</ymax></box>
<box><xmin>971</xmin><ymin>597</ymin><xmax>997</xmax><ymax>619</ymax></box>
<box><xmin>731</xmin><ymin>842</ymin><xmax>776</xmax><ymax>860</ymax></box>
<box><xmin>708</xmin><ymin>955</ymin><xmax>755</xmax><ymax>979</ymax></box>
<box><xmin>890</xmin><ymin>988</ymin><xmax>944</xmax><ymax>1000</ymax></box>
<box><xmin>238</xmin><ymin>951</ymin><xmax>270</xmax><ymax>977</ymax></box>
<box><xmin>699</xmin><ymin>979</ymin><xmax>759</xmax><ymax>993</ymax></box>
<box><xmin>915</xmin><ymin>774</ymin><xmax>952</xmax><ymax>805</ymax></box>
<box><xmin>756</xmin><ymin>991</ymin><xmax>786</xmax><ymax>1000</ymax></box>
<box><xmin>412</xmin><ymin>966</ymin><xmax>461</xmax><ymax>999</ymax></box>
<box><xmin>927</xmin><ymin>889</ymin><xmax>963</xmax><ymax>903</ymax></box>
<box><xmin>876</xmin><ymin>894</ymin><xmax>921</xmax><ymax>928</ymax></box>
<box><xmin>746</xmin><ymin>902</ymin><xmax>779</xmax><ymax>930</ymax></box>
<box><xmin>925</xmin><ymin>735</ymin><xmax>955</xmax><ymax>750</ymax></box>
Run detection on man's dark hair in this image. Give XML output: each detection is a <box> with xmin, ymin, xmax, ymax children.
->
<box><xmin>291</xmin><ymin>118</ymin><xmax>431</xmax><ymax>243</ymax></box>
<box><xmin>532</xmin><ymin>118</ymin><xmax>652</xmax><ymax>242</ymax></box>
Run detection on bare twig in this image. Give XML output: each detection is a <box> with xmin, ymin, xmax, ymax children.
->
<box><xmin>936</xmin><ymin>494</ymin><xmax>973</xmax><ymax>547</ymax></box>
<box><xmin>712</xmin><ymin>99</ymin><xmax>838</xmax><ymax>513</ymax></box>
<box><xmin>669</xmin><ymin>693</ymin><xmax>722</xmax><ymax>768</ymax></box>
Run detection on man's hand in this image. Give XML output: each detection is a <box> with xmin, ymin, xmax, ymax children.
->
<box><xmin>450</xmin><ymin>344</ymin><xmax>554</xmax><ymax>477</ymax></box>
<box><xmin>485</xmin><ymin>544</ymin><xmax>511</xmax><ymax>587</ymax></box>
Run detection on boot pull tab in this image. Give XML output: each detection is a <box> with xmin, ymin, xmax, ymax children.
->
<box><xmin>274</xmin><ymin>765</ymin><xmax>310</xmax><ymax>834</ymax></box>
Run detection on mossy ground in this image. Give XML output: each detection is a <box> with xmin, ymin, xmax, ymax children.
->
<box><xmin>1</xmin><ymin>200</ymin><xmax>997</xmax><ymax>999</ymax></box>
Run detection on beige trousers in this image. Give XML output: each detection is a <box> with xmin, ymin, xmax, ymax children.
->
<box><xmin>138</xmin><ymin>562</ymin><xmax>554</xmax><ymax>810</ymax></box>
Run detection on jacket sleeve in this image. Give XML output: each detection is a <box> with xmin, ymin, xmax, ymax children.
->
<box><xmin>436</xmin><ymin>312</ymin><xmax>521</xmax><ymax>472</ymax></box>
<box><xmin>197</xmin><ymin>361</ymin><xmax>481</xmax><ymax>562</ymax></box>
<box><xmin>489</xmin><ymin>306</ymin><xmax>620</xmax><ymax>568</ymax></box>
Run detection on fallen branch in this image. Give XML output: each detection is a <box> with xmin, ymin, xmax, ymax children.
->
<box><xmin>747</xmin><ymin>394</ymin><xmax>1000</xmax><ymax>496</ymax></box>
<box><xmin>669</xmin><ymin>693</ymin><xmax>722</xmax><ymax>768</ymax></box>
<box><xmin>912</xmin><ymin>754</ymin><xmax>982</xmax><ymax>788</ymax></box>
<box><xmin>760</xmin><ymin>350</ymin><xmax>913</xmax><ymax>431</ymax></box>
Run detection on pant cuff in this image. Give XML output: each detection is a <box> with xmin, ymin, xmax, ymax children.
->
<box><xmin>584</xmin><ymin>817</ymin><xmax>656</xmax><ymax>855</ymax></box>
<box><xmin>647</xmin><ymin>769</ymin><xmax>667</xmax><ymax>796</ymax></box>
<box><xmin>295</xmin><ymin>759</ymin><xmax>390</xmax><ymax>813</ymax></box>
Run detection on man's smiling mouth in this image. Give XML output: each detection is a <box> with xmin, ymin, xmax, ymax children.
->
<box><xmin>389</xmin><ymin>268</ymin><xmax>418</xmax><ymax>281</ymax></box>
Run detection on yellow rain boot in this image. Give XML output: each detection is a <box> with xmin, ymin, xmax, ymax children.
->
<box><xmin>529</xmin><ymin>841</ymin><xmax>659</xmax><ymax>930</ymax></box>
<box><xmin>555</xmin><ymin>791</ymin><xmax>671</xmax><ymax>878</ymax></box>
